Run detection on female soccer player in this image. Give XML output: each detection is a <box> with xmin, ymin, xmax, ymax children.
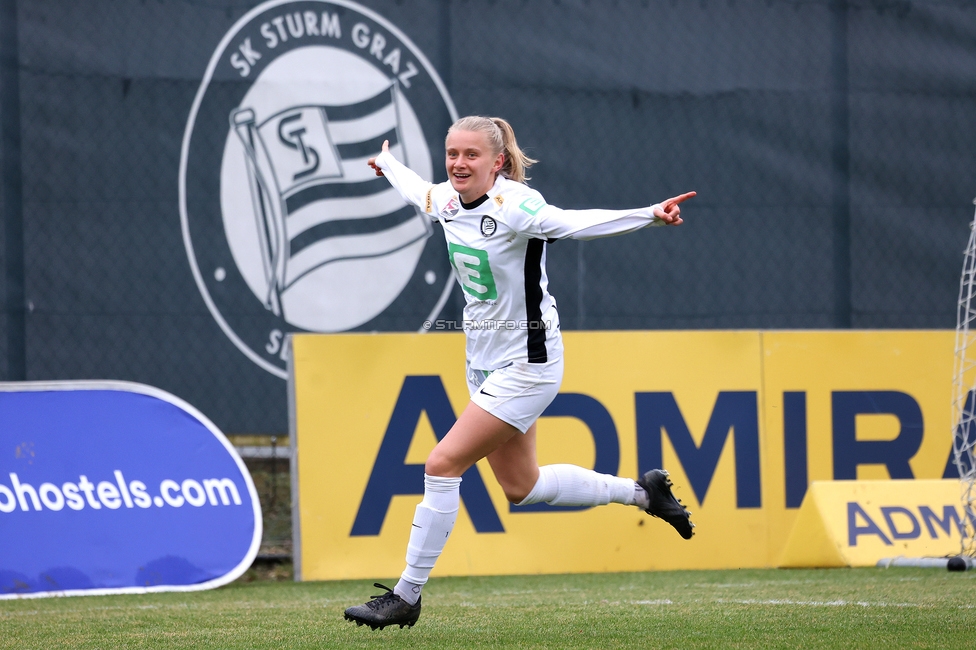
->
<box><xmin>344</xmin><ymin>116</ymin><xmax>696</xmax><ymax>630</ymax></box>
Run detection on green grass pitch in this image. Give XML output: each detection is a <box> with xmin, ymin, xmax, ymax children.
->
<box><xmin>1</xmin><ymin>568</ymin><xmax>973</xmax><ymax>649</ymax></box>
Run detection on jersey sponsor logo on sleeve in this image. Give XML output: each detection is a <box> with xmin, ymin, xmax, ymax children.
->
<box><xmin>480</xmin><ymin>216</ymin><xmax>497</xmax><ymax>237</ymax></box>
<box><xmin>493</xmin><ymin>195</ymin><xmax>504</xmax><ymax>207</ymax></box>
<box><xmin>448</xmin><ymin>243</ymin><xmax>498</xmax><ymax>301</ymax></box>
<box><xmin>518</xmin><ymin>197</ymin><xmax>546</xmax><ymax>216</ymax></box>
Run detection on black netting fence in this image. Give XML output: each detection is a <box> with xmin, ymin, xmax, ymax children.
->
<box><xmin>1</xmin><ymin>0</ymin><xmax>974</xmax><ymax>441</ymax></box>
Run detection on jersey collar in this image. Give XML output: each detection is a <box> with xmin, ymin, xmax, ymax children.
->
<box><xmin>459</xmin><ymin>176</ymin><xmax>507</xmax><ymax>211</ymax></box>
<box><xmin>460</xmin><ymin>193</ymin><xmax>490</xmax><ymax>210</ymax></box>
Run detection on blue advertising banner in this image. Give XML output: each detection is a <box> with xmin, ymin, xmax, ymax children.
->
<box><xmin>0</xmin><ymin>381</ymin><xmax>261</xmax><ymax>598</ymax></box>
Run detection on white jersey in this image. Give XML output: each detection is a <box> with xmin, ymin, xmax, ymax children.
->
<box><xmin>375</xmin><ymin>151</ymin><xmax>667</xmax><ymax>370</ymax></box>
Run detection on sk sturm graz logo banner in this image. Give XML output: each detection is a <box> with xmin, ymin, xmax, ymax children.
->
<box><xmin>181</xmin><ymin>0</ymin><xmax>457</xmax><ymax>377</ymax></box>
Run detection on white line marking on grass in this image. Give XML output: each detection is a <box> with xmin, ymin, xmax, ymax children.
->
<box><xmin>718</xmin><ymin>599</ymin><xmax>910</xmax><ymax>608</ymax></box>
<box><xmin>715</xmin><ymin>598</ymin><xmax>975</xmax><ymax>609</ymax></box>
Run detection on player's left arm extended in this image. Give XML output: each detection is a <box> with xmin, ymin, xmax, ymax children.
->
<box><xmin>537</xmin><ymin>192</ymin><xmax>694</xmax><ymax>240</ymax></box>
<box><xmin>538</xmin><ymin>205</ymin><xmax>665</xmax><ymax>240</ymax></box>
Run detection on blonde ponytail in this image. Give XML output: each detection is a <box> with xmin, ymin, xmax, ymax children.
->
<box><xmin>490</xmin><ymin>117</ymin><xmax>537</xmax><ymax>183</ymax></box>
<box><xmin>446</xmin><ymin>115</ymin><xmax>538</xmax><ymax>184</ymax></box>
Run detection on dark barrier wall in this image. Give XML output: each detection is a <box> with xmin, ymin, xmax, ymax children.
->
<box><xmin>0</xmin><ymin>0</ymin><xmax>973</xmax><ymax>433</ymax></box>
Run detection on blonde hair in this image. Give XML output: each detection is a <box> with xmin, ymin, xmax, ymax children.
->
<box><xmin>446</xmin><ymin>116</ymin><xmax>538</xmax><ymax>184</ymax></box>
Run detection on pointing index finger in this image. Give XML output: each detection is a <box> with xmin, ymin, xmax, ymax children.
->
<box><xmin>664</xmin><ymin>191</ymin><xmax>696</xmax><ymax>208</ymax></box>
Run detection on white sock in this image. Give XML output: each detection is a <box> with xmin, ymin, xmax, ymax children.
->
<box><xmin>393</xmin><ymin>474</ymin><xmax>461</xmax><ymax>605</ymax></box>
<box><xmin>516</xmin><ymin>464</ymin><xmax>638</xmax><ymax>507</ymax></box>
<box><xmin>634</xmin><ymin>483</ymin><xmax>650</xmax><ymax>510</ymax></box>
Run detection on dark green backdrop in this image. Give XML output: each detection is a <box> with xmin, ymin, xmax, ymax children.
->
<box><xmin>0</xmin><ymin>0</ymin><xmax>971</xmax><ymax>433</ymax></box>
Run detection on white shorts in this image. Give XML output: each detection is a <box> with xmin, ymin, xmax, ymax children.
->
<box><xmin>466</xmin><ymin>357</ymin><xmax>564</xmax><ymax>434</ymax></box>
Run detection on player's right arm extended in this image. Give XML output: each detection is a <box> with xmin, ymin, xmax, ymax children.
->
<box><xmin>374</xmin><ymin>150</ymin><xmax>434</xmax><ymax>210</ymax></box>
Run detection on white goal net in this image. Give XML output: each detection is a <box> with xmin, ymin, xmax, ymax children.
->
<box><xmin>952</xmin><ymin>202</ymin><xmax>976</xmax><ymax>558</ymax></box>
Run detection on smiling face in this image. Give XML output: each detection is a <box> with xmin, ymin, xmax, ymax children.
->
<box><xmin>445</xmin><ymin>129</ymin><xmax>504</xmax><ymax>204</ymax></box>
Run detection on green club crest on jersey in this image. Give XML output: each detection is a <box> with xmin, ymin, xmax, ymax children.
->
<box><xmin>518</xmin><ymin>197</ymin><xmax>547</xmax><ymax>216</ymax></box>
<box><xmin>448</xmin><ymin>243</ymin><xmax>497</xmax><ymax>300</ymax></box>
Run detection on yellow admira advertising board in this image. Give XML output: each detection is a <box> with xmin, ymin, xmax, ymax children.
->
<box><xmin>288</xmin><ymin>330</ymin><xmax>966</xmax><ymax>579</ymax></box>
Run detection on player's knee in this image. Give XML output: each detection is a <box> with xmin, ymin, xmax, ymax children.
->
<box><xmin>425</xmin><ymin>449</ymin><xmax>463</xmax><ymax>477</ymax></box>
<box><xmin>502</xmin><ymin>486</ymin><xmax>531</xmax><ymax>504</ymax></box>
<box><xmin>495</xmin><ymin>476</ymin><xmax>533</xmax><ymax>504</ymax></box>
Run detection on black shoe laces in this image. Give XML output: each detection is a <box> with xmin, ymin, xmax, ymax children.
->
<box><xmin>365</xmin><ymin>583</ymin><xmax>399</xmax><ymax>610</ymax></box>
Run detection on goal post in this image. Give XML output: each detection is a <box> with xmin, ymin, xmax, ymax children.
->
<box><xmin>952</xmin><ymin>200</ymin><xmax>976</xmax><ymax>559</ymax></box>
